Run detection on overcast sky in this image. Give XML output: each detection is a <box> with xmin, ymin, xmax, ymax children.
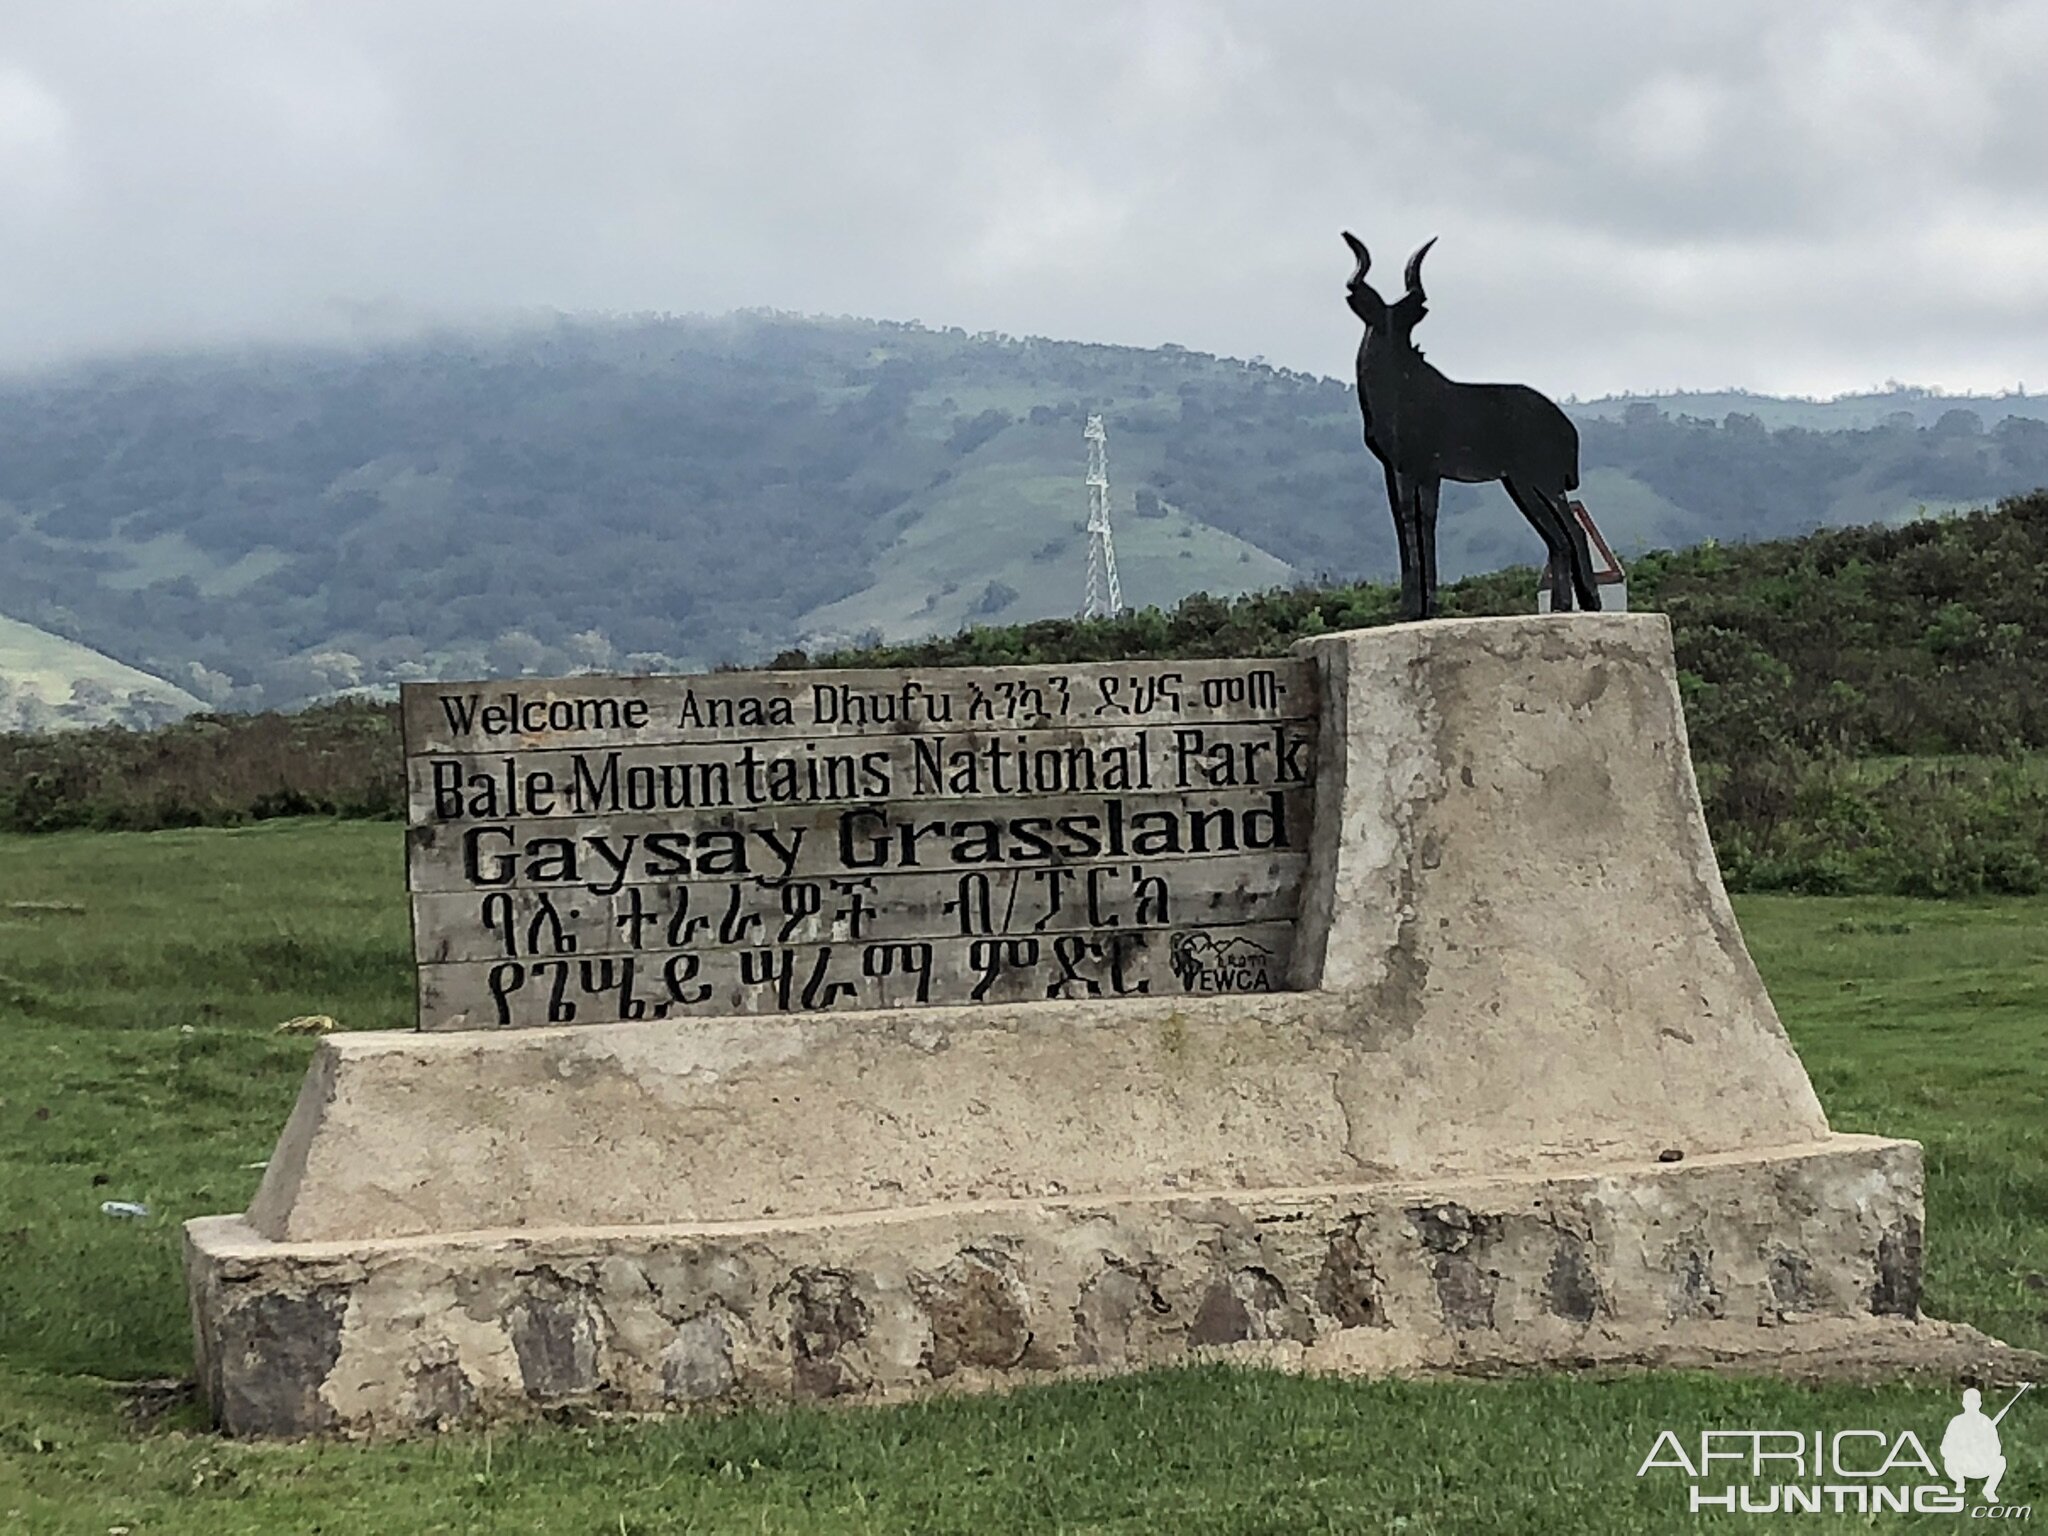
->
<box><xmin>1</xmin><ymin>0</ymin><xmax>2043</xmax><ymax>396</ymax></box>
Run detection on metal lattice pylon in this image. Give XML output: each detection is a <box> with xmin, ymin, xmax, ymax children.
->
<box><xmin>1082</xmin><ymin>414</ymin><xmax>1123</xmax><ymax>619</ymax></box>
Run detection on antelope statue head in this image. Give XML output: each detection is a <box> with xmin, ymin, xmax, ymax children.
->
<box><xmin>1343</xmin><ymin>231</ymin><xmax>1434</xmax><ymax>341</ymax></box>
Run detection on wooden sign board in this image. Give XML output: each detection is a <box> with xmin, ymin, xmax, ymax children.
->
<box><xmin>400</xmin><ymin>660</ymin><xmax>1317</xmax><ymax>1029</ymax></box>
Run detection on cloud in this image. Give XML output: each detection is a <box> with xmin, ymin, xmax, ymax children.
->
<box><xmin>0</xmin><ymin>0</ymin><xmax>2042</xmax><ymax>395</ymax></box>
<box><xmin>0</xmin><ymin>63</ymin><xmax>73</xmax><ymax>182</ymax></box>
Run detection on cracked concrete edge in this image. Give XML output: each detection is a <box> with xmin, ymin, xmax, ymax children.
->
<box><xmin>244</xmin><ymin>1041</ymin><xmax>337</xmax><ymax>1241</ymax></box>
<box><xmin>207</xmin><ymin>1135</ymin><xmax>1908</xmax><ymax>1257</ymax></box>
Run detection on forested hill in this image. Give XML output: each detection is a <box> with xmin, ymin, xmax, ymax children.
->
<box><xmin>2</xmin><ymin>310</ymin><xmax>2046</xmax><ymax>718</ymax></box>
<box><xmin>10</xmin><ymin>495</ymin><xmax>2048</xmax><ymax>899</ymax></box>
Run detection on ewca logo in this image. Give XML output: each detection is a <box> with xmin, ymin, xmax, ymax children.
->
<box><xmin>1636</xmin><ymin>1384</ymin><xmax>2033</xmax><ymax>1518</ymax></box>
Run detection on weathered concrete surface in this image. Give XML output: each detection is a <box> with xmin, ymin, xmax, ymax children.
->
<box><xmin>190</xmin><ymin>616</ymin><xmax>1923</xmax><ymax>1435</ymax></box>
<box><xmin>245</xmin><ymin>982</ymin><xmax>1828</xmax><ymax>1243</ymax></box>
<box><xmin>192</xmin><ymin>1139</ymin><xmax>1926</xmax><ymax>1437</ymax></box>
<box><xmin>245</xmin><ymin>616</ymin><xmax>1829</xmax><ymax>1244</ymax></box>
<box><xmin>1292</xmin><ymin>615</ymin><xmax>1778</xmax><ymax>1026</ymax></box>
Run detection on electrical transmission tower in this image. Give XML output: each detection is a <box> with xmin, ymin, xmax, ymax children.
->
<box><xmin>1081</xmin><ymin>414</ymin><xmax>1123</xmax><ymax>619</ymax></box>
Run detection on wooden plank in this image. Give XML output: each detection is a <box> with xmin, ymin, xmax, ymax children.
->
<box><xmin>405</xmin><ymin>788</ymin><xmax>1315</xmax><ymax>894</ymax></box>
<box><xmin>408</xmin><ymin>720</ymin><xmax>1317</xmax><ymax>824</ymax></box>
<box><xmin>418</xmin><ymin>921</ymin><xmax>1298</xmax><ymax>1030</ymax></box>
<box><xmin>411</xmin><ymin>852</ymin><xmax>1307</xmax><ymax>964</ymax></box>
<box><xmin>402</xmin><ymin>658</ymin><xmax>1314</xmax><ymax>754</ymax></box>
<box><xmin>402</xmin><ymin>654</ymin><xmax>1320</xmax><ymax>1030</ymax></box>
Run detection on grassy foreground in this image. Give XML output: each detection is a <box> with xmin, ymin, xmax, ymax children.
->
<box><xmin>0</xmin><ymin>820</ymin><xmax>2043</xmax><ymax>1532</ymax></box>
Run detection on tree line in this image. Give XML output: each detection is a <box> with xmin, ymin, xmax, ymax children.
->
<box><xmin>8</xmin><ymin>492</ymin><xmax>2048</xmax><ymax>898</ymax></box>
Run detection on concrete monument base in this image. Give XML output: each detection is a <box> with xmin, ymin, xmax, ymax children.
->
<box><xmin>188</xmin><ymin>1136</ymin><xmax>1922</xmax><ymax>1437</ymax></box>
<box><xmin>187</xmin><ymin>615</ymin><xmax>1942</xmax><ymax>1436</ymax></box>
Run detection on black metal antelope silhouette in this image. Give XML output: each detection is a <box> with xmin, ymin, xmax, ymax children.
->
<box><xmin>1343</xmin><ymin>232</ymin><xmax>1600</xmax><ymax>620</ymax></box>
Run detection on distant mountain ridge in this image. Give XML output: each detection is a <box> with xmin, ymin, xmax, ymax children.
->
<box><xmin>1571</xmin><ymin>386</ymin><xmax>2048</xmax><ymax>431</ymax></box>
<box><xmin>0</xmin><ymin>312</ymin><xmax>2043</xmax><ymax>716</ymax></box>
<box><xmin>0</xmin><ymin>613</ymin><xmax>199</xmax><ymax>731</ymax></box>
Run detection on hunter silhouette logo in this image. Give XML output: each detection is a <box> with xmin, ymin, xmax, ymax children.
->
<box><xmin>1944</xmin><ymin>1385</ymin><xmax>2030</xmax><ymax>1504</ymax></box>
<box><xmin>1637</xmin><ymin>1382</ymin><xmax>2034</xmax><ymax>1516</ymax></box>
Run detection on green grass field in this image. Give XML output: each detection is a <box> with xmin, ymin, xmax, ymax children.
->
<box><xmin>0</xmin><ymin>821</ymin><xmax>2043</xmax><ymax>1532</ymax></box>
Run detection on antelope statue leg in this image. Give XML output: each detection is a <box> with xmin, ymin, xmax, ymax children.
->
<box><xmin>1415</xmin><ymin>477</ymin><xmax>1442</xmax><ymax>619</ymax></box>
<box><xmin>1542</xmin><ymin>484</ymin><xmax>1603</xmax><ymax>611</ymax></box>
<box><xmin>1382</xmin><ymin>462</ymin><xmax>1420</xmax><ymax>620</ymax></box>
<box><xmin>1503</xmin><ymin>478</ymin><xmax>1576</xmax><ymax>610</ymax></box>
<box><xmin>1395</xmin><ymin>474</ymin><xmax>1429</xmax><ymax>622</ymax></box>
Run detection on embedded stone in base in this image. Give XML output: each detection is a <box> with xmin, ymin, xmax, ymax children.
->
<box><xmin>186</xmin><ymin>1135</ymin><xmax>1920</xmax><ymax>1438</ymax></box>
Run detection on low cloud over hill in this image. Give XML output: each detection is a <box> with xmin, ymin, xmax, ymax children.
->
<box><xmin>2</xmin><ymin>313</ymin><xmax>2045</xmax><ymax>712</ymax></box>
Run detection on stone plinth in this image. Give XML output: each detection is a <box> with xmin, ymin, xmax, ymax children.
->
<box><xmin>189</xmin><ymin>1140</ymin><xmax>1921</xmax><ymax>1436</ymax></box>
<box><xmin>186</xmin><ymin>616</ymin><xmax>1927</xmax><ymax>1436</ymax></box>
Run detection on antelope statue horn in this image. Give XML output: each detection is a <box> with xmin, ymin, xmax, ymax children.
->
<box><xmin>1403</xmin><ymin>236</ymin><xmax>1438</xmax><ymax>299</ymax></box>
<box><xmin>1342</xmin><ymin>231</ymin><xmax>1370</xmax><ymax>286</ymax></box>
